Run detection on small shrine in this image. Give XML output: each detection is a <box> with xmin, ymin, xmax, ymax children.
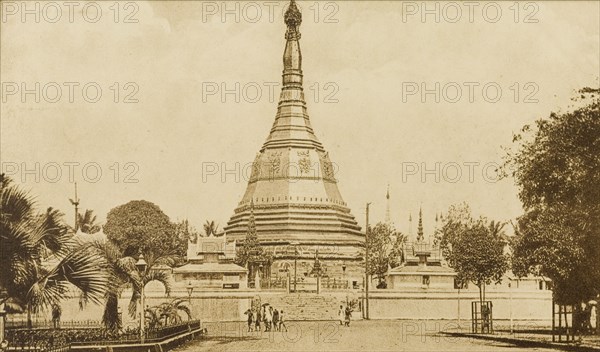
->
<box><xmin>173</xmin><ymin>233</ymin><xmax>248</xmax><ymax>289</ymax></box>
<box><xmin>386</xmin><ymin>208</ymin><xmax>456</xmax><ymax>290</ymax></box>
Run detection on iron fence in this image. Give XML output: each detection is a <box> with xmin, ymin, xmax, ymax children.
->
<box><xmin>5</xmin><ymin>320</ymin><xmax>202</xmax><ymax>350</ymax></box>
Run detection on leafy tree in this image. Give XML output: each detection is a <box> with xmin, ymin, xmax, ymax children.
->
<box><xmin>76</xmin><ymin>209</ymin><xmax>101</xmax><ymax>234</ymax></box>
<box><xmin>103</xmin><ymin>200</ymin><xmax>186</xmax><ymax>264</ymax></box>
<box><xmin>366</xmin><ymin>222</ymin><xmax>406</xmax><ymax>285</ymax></box>
<box><xmin>505</xmin><ymin>87</ymin><xmax>600</xmax><ymax>306</ymax></box>
<box><xmin>0</xmin><ymin>175</ymin><xmax>107</xmax><ymax>327</ymax></box>
<box><xmin>175</xmin><ymin>219</ymin><xmax>201</xmax><ymax>245</ymax></box>
<box><xmin>512</xmin><ymin>206</ymin><xmax>591</xmax><ymax>304</ymax></box>
<box><xmin>439</xmin><ymin>203</ymin><xmax>509</xmax><ymax>303</ymax></box>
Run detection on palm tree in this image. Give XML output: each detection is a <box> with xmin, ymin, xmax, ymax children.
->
<box><xmin>77</xmin><ymin>210</ymin><xmax>101</xmax><ymax>234</ymax></box>
<box><xmin>157</xmin><ymin>298</ymin><xmax>191</xmax><ymax>324</ymax></box>
<box><xmin>88</xmin><ymin>240</ymin><xmax>173</xmax><ymax>331</ymax></box>
<box><xmin>145</xmin><ymin>299</ymin><xmax>191</xmax><ymax>328</ymax></box>
<box><xmin>203</xmin><ymin>220</ymin><xmax>220</xmax><ymax>237</ymax></box>
<box><xmin>144</xmin><ymin>305</ymin><xmax>163</xmax><ymax>329</ymax></box>
<box><xmin>488</xmin><ymin>220</ymin><xmax>509</xmax><ymax>242</ymax></box>
<box><xmin>0</xmin><ymin>175</ymin><xmax>107</xmax><ymax>327</ymax></box>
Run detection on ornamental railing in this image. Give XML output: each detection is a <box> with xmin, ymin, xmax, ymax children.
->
<box><xmin>5</xmin><ymin>320</ymin><xmax>202</xmax><ymax>350</ymax></box>
<box><xmin>5</xmin><ymin>318</ymin><xmax>101</xmax><ymax>329</ymax></box>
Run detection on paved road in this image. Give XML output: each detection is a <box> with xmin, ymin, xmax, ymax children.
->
<box><xmin>173</xmin><ymin>320</ymin><xmax>557</xmax><ymax>351</ymax></box>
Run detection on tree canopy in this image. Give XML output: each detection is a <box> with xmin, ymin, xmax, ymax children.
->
<box><xmin>103</xmin><ymin>200</ymin><xmax>186</xmax><ymax>266</ymax></box>
<box><xmin>439</xmin><ymin>203</ymin><xmax>509</xmax><ymax>302</ymax></box>
<box><xmin>366</xmin><ymin>222</ymin><xmax>406</xmax><ymax>284</ymax></box>
<box><xmin>76</xmin><ymin>209</ymin><xmax>102</xmax><ymax>234</ymax></box>
<box><xmin>0</xmin><ymin>175</ymin><xmax>107</xmax><ymax>325</ymax></box>
<box><xmin>506</xmin><ymin>88</ymin><xmax>600</xmax><ymax>305</ymax></box>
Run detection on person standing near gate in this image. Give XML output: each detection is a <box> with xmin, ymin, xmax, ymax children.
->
<box><xmin>344</xmin><ymin>306</ymin><xmax>352</xmax><ymax>327</ymax></box>
<box><xmin>255</xmin><ymin>308</ymin><xmax>262</xmax><ymax>332</ymax></box>
<box><xmin>279</xmin><ymin>310</ymin><xmax>288</xmax><ymax>332</ymax></box>
<box><xmin>273</xmin><ymin>308</ymin><xmax>280</xmax><ymax>331</ymax></box>
<box><xmin>244</xmin><ymin>309</ymin><xmax>254</xmax><ymax>332</ymax></box>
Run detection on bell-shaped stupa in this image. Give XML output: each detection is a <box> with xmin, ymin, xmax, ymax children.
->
<box><xmin>224</xmin><ymin>0</ymin><xmax>364</xmax><ymax>281</ymax></box>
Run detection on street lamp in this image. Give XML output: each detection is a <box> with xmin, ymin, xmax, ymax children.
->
<box><xmin>508</xmin><ymin>280</ymin><xmax>514</xmax><ymax>334</ymax></box>
<box><xmin>342</xmin><ymin>262</ymin><xmax>347</xmax><ymax>289</ymax></box>
<box><xmin>187</xmin><ymin>281</ymin><xmax>194</xmax><ymax>304</ymax></box>
<box><xmin>313</xmin><ymin>251</ymin><xmax>322</xmax><ymax>294</ymax></box>
<box><xmin>135</xmin><ymin>253</ymin><xmax>147</xmax><ymax>343</ymax></box>
<box><xmin>365</xmin><ymin>202</ymin><xmax>371</xmax><ymax>320</ymax></box>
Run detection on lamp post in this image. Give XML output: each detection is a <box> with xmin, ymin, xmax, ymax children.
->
<box><xmin>187</xmin><ymin>281</ymin><xmax>194</xmax><ymax>304</ymax></box>
<box><xmin>342</xmin><ymin>262</ymin><xmax>347</xmax><ymax>289</ymax></box>
<box><xmin>314</xmin><ymin>251</ymin><xmax>321</xmax><ymax>295</ymax></box>
<box><xmin>365</xmin><ymin>202</ymin><xmax>371</xmax><ymax>320</ymax></box>
<box><xmin>255</xmin><ymin>263</ymin><xmax>263</xmax><ymax>291</ymax></box>
<box><xmin>508</xmin><ymin>280</ymin><xmax>514</xmax><ymax>334</ymax></box>
<box><xmin>135</xmin><ymin>253</ymin><xmax>147</xmax><ymax>343</ymax></box>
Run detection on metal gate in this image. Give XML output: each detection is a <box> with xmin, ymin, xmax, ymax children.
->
<box><xmin>552</xmin><ymin>302</ymin><xmax>575</xmax><ymax>342</ymax></box>
<box><xmin>471</xmin><ymin>301</ymin><xmax>493</xmax><ymax>334</ymax></box>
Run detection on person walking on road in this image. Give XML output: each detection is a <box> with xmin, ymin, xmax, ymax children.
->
<box><xmin>255</xmin><ymin>308</ymin><xmax>262</xmax><ymax>332</ymax></box>
<box><xmin>344</xmin><ymin>306</ymin><xmax>352</xmax><ymax>327</ymax></box>
<box><xmin>244</xmin><ymin>309</ymin><xmax>254</xmax><ymax>332</ymax></box>
<box><xmin>279</xmin><ymin>310</ymin><xmax>288</xmax><ymax>332</ymax></box>
<box><xmin>273</xmin><ymin>308</ymin><xmax>280</xmax><ymax>331</ymax></box>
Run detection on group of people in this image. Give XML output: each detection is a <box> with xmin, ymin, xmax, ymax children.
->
<box><xmin>245</xmin><ymin>305</ymin><xmax>288</xmax><ymax>332</ymax></box>
<box><xmin>338</xmin><ymin>305</ymin><xmax>352</xmax><ymax>327</ymax></box>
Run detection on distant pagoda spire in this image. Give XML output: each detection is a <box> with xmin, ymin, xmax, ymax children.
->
<box><xmin>417</xmin><ymin>207</ymin><xmax>424</xmax><ymax>242</ymax></box>
<box><xmin>408</xmin><ymin>213</ymin><xmax>413</xmax><ymax>238</ymax></box>
<box><xmin>431</xmin><ymin>212</ymin><xmax>439</xmax><ymax>244</ymax></box>
<box><xmin>385</xmin><ymin>184</ymin><xmax>391</xmax><ymax>224</ymax></box>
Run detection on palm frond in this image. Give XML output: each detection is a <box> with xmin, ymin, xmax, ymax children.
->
<box><xmin>49</xmin><ymin>245</ymin><xmax>108</xmax><ymax>307</ymax></box>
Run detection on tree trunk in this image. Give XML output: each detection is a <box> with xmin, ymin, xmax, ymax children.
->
<box><xmin>26</xmin><ymin>304</ymin><xmax>32</xmax><ymax>329</ymax></box>
<box><xmin>102</xmin><ymin>292</ymin><xmax>120</xmax><ymax>331</ymax></box>
<box><xmin>483</xmin><ymin>284</ymin><xmax>486</xmax><ymax>303</ymax></box>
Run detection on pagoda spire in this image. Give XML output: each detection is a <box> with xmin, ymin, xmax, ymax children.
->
<box><xmin>417</xmin><ymin>207</ymin><xmax>424</xmax><ymax>242</ymax></box>
<box><xmin>259</xmin><ymin>0</ymin><xmax>325</xmax><ymax>152</ymax></box>
<box><xmin>385</xmin><ymin>184</ymin><xmax>391</xmax><ymax>224</ymax></box>
<box><xmin>408</xmin><ymin>213</ymin><xmax>413</xmax><ymax>238</ymax></box>
<box><xmin>282</xmin><ymin>0</ymin><xmax>302</xmax><ymax>88</ymax></box>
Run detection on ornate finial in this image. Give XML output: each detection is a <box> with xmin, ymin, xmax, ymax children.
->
<box><xmin>385</xmin><ymin>184</ymin><xmax>391</xmax><ymax>224</ymax></box>
<box><xmin>417</xmin><ymin>207</ymin><xmax>424</xmax><ymax>242</ymax></box>
<box><xmin>285</xmin><ymin>0</ymin><xmax>302</xmax><ymax>40</ymax></box>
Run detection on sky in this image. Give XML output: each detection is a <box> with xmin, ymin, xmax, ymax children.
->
<box><xmin>1</xmin><ymin>1</ymin><xmax>599</xmax><ymax>237</ymax></box>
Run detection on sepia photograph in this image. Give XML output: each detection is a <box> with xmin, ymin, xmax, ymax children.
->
<box><xmin>1</xmin><ymin>1</ymin><xmax>599</xmax><ymax>351</ymax></box>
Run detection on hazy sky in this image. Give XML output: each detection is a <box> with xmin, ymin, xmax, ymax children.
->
<box><xmin>1</xmin><ymin>1</ymin><xmax>599</xmax><ymax>237</ymax></box>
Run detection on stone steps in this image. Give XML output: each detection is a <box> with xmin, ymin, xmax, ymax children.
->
<box><xmin>258</xmin><ymin>294</ymin><xmax>344</xmax><ymax>321</ymax></box>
